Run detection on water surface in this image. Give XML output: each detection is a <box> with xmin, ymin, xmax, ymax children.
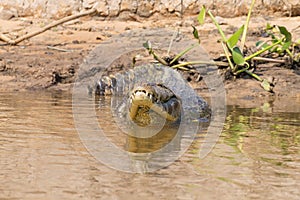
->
<box><xmin>0</xmin><ymin>92</ymin><xmax>299</xmax><ymax>199</ymax></box>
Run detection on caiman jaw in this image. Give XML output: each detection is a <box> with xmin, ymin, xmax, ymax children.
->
<box><xmin>128</xmin><ymin>83</ymin><xmax>181</xmax><ymax>126</ymax></box>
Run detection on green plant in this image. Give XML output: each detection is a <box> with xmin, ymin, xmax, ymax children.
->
<box><xmin>195</xmin><ymin>0</ymin><xmax>299</xmax><ymax>92</ymax></box>
<box><xmin>256</xmin><ymin>23</ymin><xmax>300</xmax><ymax>65</ymax></box>
<box><xmin>143</xmin><ymin>0</ymin><xmax>299</xmax><ymax>93</ymax></box>
<box><xmin>196</xmin><ymin>1</ymin><xmax>278</xmax><ymax>92</ymax></box>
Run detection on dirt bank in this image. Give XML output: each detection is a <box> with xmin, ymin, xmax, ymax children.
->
<box><xmin>0</xmin><ymin>15</ymin><xmax>299</xmax><ymax>106</ymax></box>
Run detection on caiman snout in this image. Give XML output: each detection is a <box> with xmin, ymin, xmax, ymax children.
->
<box><xmin>128</xmin><ymin>83</ymin><xmax>181</xmax><ymax>126</ymax></box>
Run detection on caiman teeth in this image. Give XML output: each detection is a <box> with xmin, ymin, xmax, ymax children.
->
<box><xmin>135</xmin><ymin>89</ymin><xmax>146</xmax><ymax>94</ymax></box>
<box><xmin>147</xmin><ymin>93</ymin><xmax>154</xmax><ymax>101</ymax></box>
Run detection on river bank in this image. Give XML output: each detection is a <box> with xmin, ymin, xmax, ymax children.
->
<box><xmin>0</xmin><ymin>15</ymin><xmax>299</xmax><ymax>106</ymax></box>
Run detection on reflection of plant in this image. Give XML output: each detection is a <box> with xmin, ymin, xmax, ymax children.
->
<box><xmin>144</xmin><ymin>0</ymin><xmax>299</xmax><ymax>93</ymax></box>
<box><xmin>223</xmin><ymin>106</ymin><xmax>300</xmax><ymax>155</ymax></box>
<box><xmin>223</xmin><ymin>108</ymin><xmax>251</xmax><ymax>153</ymax></box>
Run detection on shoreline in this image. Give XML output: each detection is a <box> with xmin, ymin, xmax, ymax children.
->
<box><xmin>0</xmin><ymin>16</ymin><xmax>299</xmax><ymax>106</ymax></box>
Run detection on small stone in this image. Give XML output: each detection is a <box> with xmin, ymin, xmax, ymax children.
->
<box><xmin>72</xmin><ymin>40</ymin><xmax>80</xmax><ymax>44</ymax></box>
<box><xmin>0</xmin><ymin>7</ymin><xmax>15</xmax><ymax>20</ymax></box>
<box><xmin>136</xmin><ymin>1</ymin><xmax>154</xmax><ymax>17</ymax></box>
<box><xmin>215</xmin><ymin>16</ymin><xmax>227</xmax><ymax>25</ymax></box>
<box><xmin>0</xmin><ymin>59</ymin><xmax>6</xmax><ymax>71</ymax></box>
<box><xmin>108</xmin><ymin>0</ymin><xmax>121</xmax><ymax>16</ymax></box>
<box><xmin>291</xmin><ymin>4</ymin><xmax>300</xmax><ymax>16</ymax></box>
<box><xmin>120</xmin><ymin>0</ymin><xmax>138</xmax><ymax>12</ymax></box>
<box><xmin>82</xmin><ymin>0</ymin><xmax>96</xmax><ymax>9</ymax></box>
<box><xmin>65</xmin><ymin>30</ymin><xmax>74</xmax><ymax>35</ymax></box>
<box><xmin>93</xmin><ymin>1</ymin><xmax>109</xmax><ymax>16</ymax></box>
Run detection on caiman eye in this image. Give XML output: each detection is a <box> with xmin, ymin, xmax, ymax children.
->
<box><xmin>152</xmin><ymin>95</ymin><xmax>158</xmax><ymax>102</ymax></box>
<box><xmin>110</xmin><ymin>77</ymin><xmax>117</xmax><ymax>88</ymax></box>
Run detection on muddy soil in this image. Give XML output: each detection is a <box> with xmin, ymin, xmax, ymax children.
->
<box><xmin>0</xmin><ymin>15</ymin><xmax>299</xmax><ymax>106</ymax></box>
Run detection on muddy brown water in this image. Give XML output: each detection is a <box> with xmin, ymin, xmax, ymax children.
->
<box><xmin>0</xmin><ymin>91</ymin><xmax>299</xmax><ymax>199</ymax></box>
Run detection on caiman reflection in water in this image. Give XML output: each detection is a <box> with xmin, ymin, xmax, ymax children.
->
<box><xmin>95</xmin><ymin>92</ymin><xmax>186</xmax><ymax>172</ymax></box>
<box><xmin>125</xmin><ymin>121</ymin><xmax>181</xmax><ymax>154</ymax></box>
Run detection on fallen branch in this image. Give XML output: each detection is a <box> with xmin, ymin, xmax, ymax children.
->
<box><xmin>47</xmin><ymin>46</ymin><xmax>74</xmax><ymax>52</ymax></box>
<box><xmin>172</xmin><ymin>60</ymin><xmax>229</xmax><ymax>69</ymax></box>
<box><xmin>0</xmin><ymin>8</ymin><xmax>97</xmax><ymax>45</ymax></box>
<box><xmin>252</xmin><ymin>56</ymin><xmax>287</xmax><ymax>63</ymax></box>
<box><xmin>0</xmin><ymin>33</ymin><xmax>14</xmax><ymax>44</ymax></box>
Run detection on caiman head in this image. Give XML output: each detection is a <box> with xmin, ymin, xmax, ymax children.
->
<box><xmin>128</xmin><ymin>83</ymin><xmax>181</xmax><ymax>126</ymax></box>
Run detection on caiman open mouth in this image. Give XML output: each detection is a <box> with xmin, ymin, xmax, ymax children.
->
<box><xmin>128</xmin><ymin>83</ymin><xmax>181</xmax><ymax>126</ymax></box>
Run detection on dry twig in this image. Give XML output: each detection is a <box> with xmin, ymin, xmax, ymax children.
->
<box><xmin>0</xmin><ymin>33</ymin><xmax>14</xmax><ymax>44</ymax></box>
<box><xmin>47</xmin><ymin>46</ymin><xmax>74</xmax><ymax>52</ymax></box>
<box><xmin>0</xmin><ymin>8</ymin><xmax>97</xmax><ymax>45</ymax></box>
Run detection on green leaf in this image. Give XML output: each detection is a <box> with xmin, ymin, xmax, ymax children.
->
<box><xmin>198</xmin><ymin>6</ymin><xmax>206</xmax><ymax>25</ymax></box>
<box><xmin>281</xmin><ymin>41</ymin><xmax>292</xmax><ymax>51</ymax></box>
<box><xmin>192</xmin><ymin>25</ymin><xmax>199</xmax><ymax>40</ymax></box>
<box><xmin>170</xmin><ymin>43</ymin><xmax>198</xmax><ymax>65</ymax></box>
<box><xmin>256</xmin><ymin>41</ymin><xmax>269</xmax><ymax>50</ymax></box>
<box><xmin>227</xmin><ymin>25</ymin><xmax>244</xmax><ymax>49</ymax></box>
<box><xmin>278</xmin><ymin>26</ymin><xmax>292</xmax><ymax>42</ymax></box>
<box><xmin>232</xmin><ymin>47</ymin><xmax>245</xmax><ymax>66</ymax></box>
<box><xmin>143</xmin><ymin>41</ymin><xmax>151</xmax><ymax>50</ymax></box>
<box><xmin>266</xmin><ymin>23</ymin><xmax>273</xmax><ymax>30</ymax></box>
<box><xmin>255</xmin><ymin>41</ymin><xmax>262</xmax><ymax>46</ymax></box>
<box><xmin>260</xmin><ymin>79</ymin><xmax>274</xmax><ymax>93</ymax></box>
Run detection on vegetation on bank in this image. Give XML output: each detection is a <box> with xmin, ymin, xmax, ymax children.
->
<box><xmin>144</xmin><ymin>0</ymin><xmax>300</xmax><ymax>93</ymax></box>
